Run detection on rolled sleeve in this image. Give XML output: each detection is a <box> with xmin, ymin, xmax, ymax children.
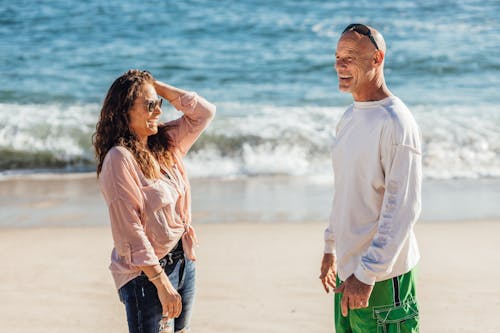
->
<box><xmin>167</xmin><ymin>92</ymin><xmax>216</xmax><ymax>156</ymax></box>
<box><xmin>108</xmin><ymin>198</ymin><xmax>159</xmax><ymax>267</ymax></box>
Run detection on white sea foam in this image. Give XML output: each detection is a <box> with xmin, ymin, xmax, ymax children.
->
<box><xmin>1</xmin><ymin>102</ymin><xmax>499</xmax><ymax>181</ymax></box>
<box><xmin>184</xmin><ymin>102</ymin><xmax>500</xmax><ymax>181</ymax></box>
<box><xmin>0</xmin><ymin>102</ymin><xmax>98</xmax><ymax>162</ymax></box>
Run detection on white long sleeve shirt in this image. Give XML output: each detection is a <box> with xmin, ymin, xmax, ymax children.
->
<box><xmin>325</xmin><ymin>96</ymin><xmax>422</xmax><ymax>285</ymax></box>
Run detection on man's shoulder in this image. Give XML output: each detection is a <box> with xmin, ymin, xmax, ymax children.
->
<box><xmin>380</xmin><ymin>97</ymin><xmax>421</xmax><ymax>146</ymax></box>
<box><xmin>380</xmin><ymin>96</ymin><xmax>410</xmax><ymax>116</ymax></box>
<box><xmin>380</xmin><ymin>97</ymin><xmax>417</xmax><ymax>126</ymax></box>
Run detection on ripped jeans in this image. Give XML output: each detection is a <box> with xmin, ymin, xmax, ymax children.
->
<box><xmin>118</xmin><ymin>244</ymin><xmax>196</xmax><ymax>333</ymax></box>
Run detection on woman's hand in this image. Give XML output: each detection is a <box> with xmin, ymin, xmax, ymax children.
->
<box><xmin>153</xmin><ymin>80</ymin><xmax>186</xmax><ymax>103</ymax></box>
<box><xmin>142</xmin><ymin>265</ymin><xmax>182</xmax><ymax>319</ymax></box>
<box><xmin>154</xmin><ymin>275</ymin><xmax>182</xmax><ymax>319</ymax></box>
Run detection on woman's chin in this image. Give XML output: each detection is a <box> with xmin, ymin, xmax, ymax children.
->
<box><xmin>146</xmin><ymin>127</ymin><xmax>158</xmax><ymax>136</ymax></box>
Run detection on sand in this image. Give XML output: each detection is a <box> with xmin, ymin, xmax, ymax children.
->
<box><xmin>1</xmin><ymin>175</ymin><xmax>499</xmax><ymax>332</ymax></box>
<box><xmin>1</xmin><ymin>221</ymin><xmax>499</xmax><ymax>333</ymax></box>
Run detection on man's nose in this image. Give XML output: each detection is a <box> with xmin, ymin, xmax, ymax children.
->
<box><xmin>335</xmin><ymin>59</ymin><xmax>346</xmax><ymax>70</ymax></box>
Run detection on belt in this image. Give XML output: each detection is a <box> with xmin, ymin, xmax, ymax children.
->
<box><xmin>160</xmin><ymin>248</ymin><xmax>184</xmax><ymax>267</ymax></box>
<box><xmin>141</xmin><ymin>240</ymin><xmax>184</xmax><ymax>276</ymax></box>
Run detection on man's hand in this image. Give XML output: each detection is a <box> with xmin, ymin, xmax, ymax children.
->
<box><xmin>319</xmin><ymin>253</ymin><xmax>337</xmax><ymax>293</ymax></box>
<box><xmin>334</xmin><ymin>274</ymin><xmax>374</xmax><ymax>316</ymax></box>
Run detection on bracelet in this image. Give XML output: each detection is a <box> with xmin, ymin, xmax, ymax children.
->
<box><xmin>148</xmin><ymin>271</ymin><xmax>163</xmax><ymax>282</ymax></box>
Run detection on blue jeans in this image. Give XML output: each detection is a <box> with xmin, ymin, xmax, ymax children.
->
<box><xmin>118</xmin><ymin>254</ymin><xmax>196</xmax><ymax>333</ymax></box>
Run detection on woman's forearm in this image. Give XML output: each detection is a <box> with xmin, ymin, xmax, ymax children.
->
<box><xmin>154</xmin><ymin>80</ymin><xmax>187</xmax><ymax>102</ymax></box>
<box><xmin>140</xmin><ymin>265</ymin><xmax>176</xmax><ymax>290</ymax></box>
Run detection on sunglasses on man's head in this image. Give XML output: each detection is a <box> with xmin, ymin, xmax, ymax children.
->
<box><xmin>342</xmin><ymin>23</ymin><xmax>380</xmax><ymax>50</ymax></box>
<box><xmin>145</xmin><ymin>98</ymin><xmax>163</xmax><ymax>113</ymax></box>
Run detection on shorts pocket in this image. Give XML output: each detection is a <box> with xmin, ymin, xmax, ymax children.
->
<box><xmin>373</xmin><ymin>296</ymin><xmax>419</xmax><ymax>333</ymax></box>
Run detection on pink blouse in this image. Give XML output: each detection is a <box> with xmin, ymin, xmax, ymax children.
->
<box><xmin>99</xmin><ymin>92</ymin><xmax>216</xmax><ymax>290</ymax></box>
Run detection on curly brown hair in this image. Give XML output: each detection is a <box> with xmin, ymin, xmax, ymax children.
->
<box><xmin>93</xmin><ymin>69</ymin><xmax>175</xmax><ymax>179</ymax></box>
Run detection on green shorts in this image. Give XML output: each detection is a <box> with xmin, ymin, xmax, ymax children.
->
<box><xmin>335</xmin><ymin>269</ymin><xmax>419</xmax><ymax>333</ymax></box>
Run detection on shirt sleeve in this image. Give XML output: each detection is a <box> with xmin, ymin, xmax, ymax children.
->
<box><xmin>167</xmin><ymin>92</ymin><xmax>216</xmax><ymax>156</ymax></box>
<box><xmin>324</xmin><ymin>112</ymin><xmax>351</xmax><ymax>254</ymax></box>
<box><xmin>354</xmin><ymin>122</ymin><xmax>422</xmax><ymax>285</ymax></box>
<box><xmin>99</xmin><ymin>148</ymin><xmax>159</xmax><ymax>267</ymax></box>
<box><xmin>324</xmin><ymin>197</ymin><xmax>336</xmax><ymax>254</ymax></box>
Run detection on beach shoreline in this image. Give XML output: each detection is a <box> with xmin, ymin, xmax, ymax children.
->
<box><xmin>2</xmin><ymin>174</ymin><xmax>500</xmax><ymax>228</ymax></box>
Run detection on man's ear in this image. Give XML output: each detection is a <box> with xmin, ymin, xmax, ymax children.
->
<box><xmin>373</xmin><ymin>50</ymin><xmax>385</xmax><ymax>67</ymax></box>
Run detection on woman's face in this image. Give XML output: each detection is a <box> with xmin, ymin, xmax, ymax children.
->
<box><xmin>128</xmin><ymin>84</ymin><xmax>162</xmax><ymax>143</ymax></box>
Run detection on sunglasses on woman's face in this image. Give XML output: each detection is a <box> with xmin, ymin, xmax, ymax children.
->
<box><xmin>145</xmin><ymin>98</ymin><xmax>163</xmax><ymax>113</ymax></box>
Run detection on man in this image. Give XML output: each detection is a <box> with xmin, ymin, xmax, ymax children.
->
<box><xmin>319</xmin><ymin>24</ymin><xmax>422</xmax><ymax>332</ymax></box>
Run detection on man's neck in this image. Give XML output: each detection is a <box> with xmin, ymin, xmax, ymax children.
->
<box><xmin>353</xmin><ymin>85</ymin><xmax>391</xmax><ymax>101</ymax></box>
<box><xmin>352</xmin><ymin>76</ymin><xmax>391</xmax><ymax>102</ymax></box>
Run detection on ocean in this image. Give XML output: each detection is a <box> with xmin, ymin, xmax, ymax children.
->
<box><xmin>1</xmin><ymin>0</ymin><xmax>499</xmax><ymax>180</ymax></box>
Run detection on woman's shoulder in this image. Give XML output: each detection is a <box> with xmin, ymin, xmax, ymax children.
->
<box><xmin>103</xmin><ymin>146</ymin><xmax>137</xmax><ymax>170</ymax></box>
<box><xmin>106</xmin><ymin>146</ymin><xmax>134</xmax><ymax>160</ymax></box>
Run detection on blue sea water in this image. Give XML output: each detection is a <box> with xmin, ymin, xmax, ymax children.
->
<box><xmin>1</xmin><ymin>0</ymin><xmax>499</xmax><ymax>180</ymax></box>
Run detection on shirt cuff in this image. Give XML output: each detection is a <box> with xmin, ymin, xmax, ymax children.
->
<box><xmin>324</xmin><ymin>239</ymin><xmax>335</xmax><ymax>254</ymax></box>
<box><xmin>130</xmin><ymin>246</ymin><xmax>159</xmax><ymax>267</ymax></box>
<box><xmin>354</xmin><ymin>265</ymin><xmax>377</xmax><ymax>286</ymax></box>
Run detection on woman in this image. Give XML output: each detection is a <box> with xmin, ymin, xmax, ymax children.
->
<box><xmin>93</xmin><ymin>69</ymin><xmax>215</xmax><ymax>333</ymax></box>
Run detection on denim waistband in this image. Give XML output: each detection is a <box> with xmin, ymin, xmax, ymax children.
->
<box><xmin>160</xmin><ymin>242</ymin><xmax>184</xmax><ymax>267</ymax></box>
<box><xmin>141</xmin><ymin>240</ymin><xmax>184</xmax><ymax>276</ymax></box>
